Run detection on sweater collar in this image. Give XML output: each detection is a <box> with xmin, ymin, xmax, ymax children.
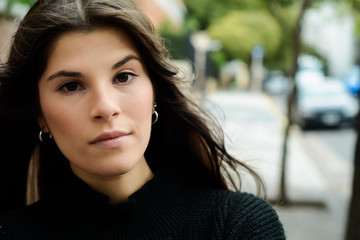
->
<box><xmin>44</xmin><ymin>165</ymin><xmax>200</xmax><ymax>237</ymax></box>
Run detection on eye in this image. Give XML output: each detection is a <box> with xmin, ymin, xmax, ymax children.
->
<box><xmin>114</xmin><ymin>72</ymin><xmax>136</xmax><ymax>84</ymax></box>
<box><xmin>58</xmin><ymin>81</ymin><xmax>84</xmax><ymax>93</ymax></box>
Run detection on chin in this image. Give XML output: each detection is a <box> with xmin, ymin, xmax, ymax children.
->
<box><xmin>106</xmin><ymin>157</ymin><xmax>145</xmax><ymax>174</ymax></box>
<box><xmin>71</xmin><ymin>161</ymin><xmax>138</xmax><ymax>179</ymax></box>
<box><xmin>93</xmin><ymin>163</ymin><xmax>138</xmax><ymax>177</ymax></box>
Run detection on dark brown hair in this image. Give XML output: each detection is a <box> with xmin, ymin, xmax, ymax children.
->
<box><xmin>0</xmin><ymin>0</ymin><xmax>264</xmax><ymax>213</ymax></box>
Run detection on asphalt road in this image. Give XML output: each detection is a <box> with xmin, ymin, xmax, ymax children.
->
<box><xmin>277</xmin><ymin>126</ymin><xmax>354</xmax><ymax>240</ymax></box>
<box><xmin>270</xmin><ymin>93</ymin><xmax>356</xmax><ymax>165</ymax></box>
<box><xmin>268</xmin><ymin>93</ymin><xmax>355</xmax><ymax>240</ymax></box>
<box><xmin>206</xmin><ymin>90</ymin><xmax>354</xmax><ymax>239</ymax></box>
<box><xmin>302</xmin><ymin>127</ymin><xmax>356</xmax><ymax>164</ymax></box>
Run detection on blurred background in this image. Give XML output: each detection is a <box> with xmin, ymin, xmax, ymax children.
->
<box><xmin>1</xmin><ymin>0</ymin><xmax>360</xmax><ymax>239</ymax></box>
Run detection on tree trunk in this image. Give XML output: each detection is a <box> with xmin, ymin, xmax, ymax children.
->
<box><xmin>277</xmin><ymin>0</ymin><xmax>312</xmax><ymax>204</ymax></box>
<box><xmin>278</xmin><ymin>83</ymin><xmax>297</xmax><ymax>204</ymax></box>
<box><xmin>345</xmin><ymin>44</ymin><xmax>360</xmax><ymax>239</ymax></box>
<box><xmin>345</xmin><ymin>121</ymin><xmax>360</xmax><ymax>239</ymax></box>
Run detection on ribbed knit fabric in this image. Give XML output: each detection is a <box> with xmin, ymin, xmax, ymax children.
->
<box><xmin>0</xmin><ymin>168</ymin><xmax>285</xmax><ymax>239</ymax></box>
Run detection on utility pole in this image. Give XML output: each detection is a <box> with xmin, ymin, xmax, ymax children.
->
<box><xmin>190</xmin><ymin>31</ymin><xmax>222</xmax><ymax>99</ymax></box>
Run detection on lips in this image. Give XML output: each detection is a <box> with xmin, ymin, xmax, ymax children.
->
<box><xmin>90</xmin><ymin>131</ymin><xmax>130</xmax><ymax>148</ymax></box>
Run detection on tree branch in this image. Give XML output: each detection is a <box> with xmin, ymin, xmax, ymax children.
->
<box><xmin>266</xmin><ymin>1</ymin><xmax>292</xmax><ymax>34</ymax></box>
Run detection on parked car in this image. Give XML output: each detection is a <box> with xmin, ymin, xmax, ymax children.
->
<box><xmin>294</xmin><ymin>79</ymin><xmax>359</xmax><ymax>129</ymax></box>
<box><xmin>295</xmin><ymin>69</ymin><xmax>325</xmax><ymax>88</ymax></box>
<box><xmin>263</xmin><ymin>70</ymin><xmax>289</xmax><ymax>95</ymax></box>
<box><xmin>343</xmin><ymin>65</ymin><xmax>360</xmax><ymax>96</ymax></box>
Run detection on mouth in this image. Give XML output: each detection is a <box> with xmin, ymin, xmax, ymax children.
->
<box><xmin>90</xmin><ymin>131</ymin><xmax>130</xmax><ymax>148</ymax></box>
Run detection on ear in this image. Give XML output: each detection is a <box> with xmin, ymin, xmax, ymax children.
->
<box><xmin>38</xmin><ymin>117</ymin><xmax>50</xmax><ymax>133</ymax></box>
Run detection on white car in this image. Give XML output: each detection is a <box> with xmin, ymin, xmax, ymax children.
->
<box><xmin>294</xmin><ymin>79</ymin><xmax>358</xmax><ymax>129</ymax></box>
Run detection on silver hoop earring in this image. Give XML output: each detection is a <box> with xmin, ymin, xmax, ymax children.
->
<box><xmin>152</xmin><ymin>102</ymin><xmax>158</xmax><ymax>124</ymax></box>
<box><xmin>152</xmin><ymin>110</ymin><xmax>159</xmax><ymax>124</ymax></box>
<box><xmin>39</xmin><ymin>130</ymin><xmax>53</xmax><ymax>143</ymax></box>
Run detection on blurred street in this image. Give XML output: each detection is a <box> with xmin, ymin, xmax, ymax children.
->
<box><xmin>1</xmin><ymin>1</ymin><xmax>358</xmax><ymax>238</ymax></box>
<box><xmin>206</xmin><ymin>90</ymin><xmax>354</xmax><ymax>240</ymax></box>
<box><xmin>0</xmin><ymin>0</ymin><xmax>360</xmax><ymax>240</ymax></box>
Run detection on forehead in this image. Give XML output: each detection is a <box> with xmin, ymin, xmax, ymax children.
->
<box><xmin>48</xmin><ymin>27</ymin><xmax>140</xmax><ymax>60</ymax></box>
<box><xmin>38</xmin><ymin>26</ymin><xmax>147</xmax><ymax>83</ymax></box>
<box><xmin>45</xmin><ymin>27</ymin><xmax>141</xmax><ymax>67</ymax></box>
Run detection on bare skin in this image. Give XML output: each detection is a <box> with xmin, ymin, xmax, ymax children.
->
<box><xmin>38</xmin><ymin>28</ymin><xmax>155</xmax><ymax>202</ymax></box>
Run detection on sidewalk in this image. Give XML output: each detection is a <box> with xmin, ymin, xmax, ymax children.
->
<box><xmin>206</xmin><ymin>90</ymin><xmax>351</xmax><ymax>240</ymax></box>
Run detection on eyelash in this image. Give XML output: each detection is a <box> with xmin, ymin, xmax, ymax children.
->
<box><xmin>113</xmin><ymin>72</ymin><xmax>137</xmax><ymax>84</ymax></box>
<box><xmin>57</xmin><ymin>72</ymin><xmax>137</xmax><ymax>94</ymax></box>
<box><xmin>58</xmin><ymin>81</ymin><xmax>84</xmax><ymax>94</ymax></box>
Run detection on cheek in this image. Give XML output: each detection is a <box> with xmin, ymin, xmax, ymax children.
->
<box><xmin>129</xmin><ymin>99</ymin><xmax>153</xmax><ymax>127</ymax></box>
<box><xmin>47</xmin><ymin>113</ymin><xmax>77</xmax><ymax>140</ymax></box>
<box><xmin>40</xmin><ymin>99</ymin><xmax>81</xmax><ymax>137</ymax></box>
<box><xmin>131</xmin><ymin>81</ymin><xmax>154</xmax><ymax>116</ymax></box>
<box><xmin>129</xmin><ymin>87</ymin><xmax>154</xmax><ymax>131</ymax></box>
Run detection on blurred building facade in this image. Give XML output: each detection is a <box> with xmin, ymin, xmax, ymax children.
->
<box><xmin>303</xmin><ymin>2</ymin><xmax>355</xmax><ymax>77</ymax></box>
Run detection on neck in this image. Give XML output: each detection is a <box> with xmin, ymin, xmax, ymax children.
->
<box><xmin>71</xmin><ymin>157</ymin><xmax>154</xmax><ymax>203</ymax></box>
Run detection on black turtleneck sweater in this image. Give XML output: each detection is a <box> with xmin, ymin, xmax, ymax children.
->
<box><xmin>0</xmin><ymin>168</ymin><xmax>285</xmax><ymax>239</ymax></box>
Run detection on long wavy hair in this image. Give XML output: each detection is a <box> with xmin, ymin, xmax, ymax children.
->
<box><xmin>0</xmin><ymin>0</ymin><xmax>264</xmax><ymax>213</ymax></box>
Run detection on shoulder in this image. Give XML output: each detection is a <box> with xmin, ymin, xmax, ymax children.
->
<box><xmin>198</xmin><ymin>188</ymin><xmax>274</xmax><ymax>214</ymax></box>
<box><xmin>195</xmin><ymin>189</ymin><xmax>286</xmax><ymax>239</ymax></box>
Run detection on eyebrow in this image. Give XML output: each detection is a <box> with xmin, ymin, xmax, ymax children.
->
<box><xmin>112</xmin><ymin>54</ymin><xmax>140</xmax><ymax>70</ymax></box>
<box><xmin>46</xmin><ymin>54</ymin><xmax>140</xmax><ymax>81</ymax></box>
<box><xmin>47</xmin><ymin>71</ymin><xmax>83</xmax><ymax>81</ymax></box>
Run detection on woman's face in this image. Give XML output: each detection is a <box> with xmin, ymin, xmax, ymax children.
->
<box><xmin>38</xmin><ymin>28</ymin><xmax>154</xmax><ymax>179</ymax></box>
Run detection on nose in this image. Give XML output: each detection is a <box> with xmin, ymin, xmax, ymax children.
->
<box><xmin>89</xmin><ymin>87</ymin><xmax>121</xmax><ymax>121</ymax></box>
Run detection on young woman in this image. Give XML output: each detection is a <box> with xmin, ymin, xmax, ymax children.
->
<box><xmin>0</xmin><ymin>0</ymin><xmax>285</xmax><ymax>239</ymax></box>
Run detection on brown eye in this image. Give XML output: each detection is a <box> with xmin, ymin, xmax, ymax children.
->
<box><xmin>114</xmin><ymin>72</ymin><xmax>136</xmax><ymax>83</ymax></box>
<box><xmin>59</xmin><ymin>81</ymin><xmax>84</xmax><ymax>93</ymax></box>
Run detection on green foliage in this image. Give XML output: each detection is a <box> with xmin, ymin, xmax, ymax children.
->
<box><xmin>264</xmin><ymin>35</ymin><xmax>291</xmax><ymax>71</ymax></box>
<box><xmin>210</xmin><ymin>51</ymin><xmax>228</xmax><ymax>71</ymax></box>
<box><xmin>1</xmin><ymin>0</ymin><xmax>34</xmax><ymax>19</ymax></box>
<box><xmin>265</xmin><ymin>0</ymin><xmax>294</xmax><ymax>6</ymax></box>
<box><xmin>207</xmin><ymin>10</ymin><xmax>282</xmax><ymax>64</ymax></box>
<box><xmin>9</xmin><ymin>0</ymin><xmax>36</xmax><ymax>5</ymax></box>
<box><xmin>302</xmin><ymin>44</ymin><xmax>329</xmax><ymax>73</ymax></box>
<box><xmin>355</xmin><ymin>15</ymin><xmax>360</xmax><ymax>39</ymax></box>
<box><xmin>183</xmin><ymin>0</ymin><xmax>336</xmax><ymax>72</ymax></box>
<box><xmin>344</xmin><ymin>0</ymin><xmax>360</xmax><ymax>40</ymax></box>
<box><xmin>159</xmin><ymin>21</ymin><xmax>189</xmax><ymax>60</ymax></box>
<box><xmin>161</xmin><ymin>32</ymin><xmax>188</xmax><ymax>60</ymax></box>
<box><xmin>184</xmin><ymin>0</ymin><xmax>266</xmax><ymax>30</ymax></box>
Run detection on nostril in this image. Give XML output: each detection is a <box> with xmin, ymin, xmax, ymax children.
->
<box><xmin>112</xmin><ymin>112</ymin><xmax>119</xmax><ymax>117</ymax></box>
<box><xmin>92</xmin><ymin>111</ymin><xmax>120</xmax><ymax>120</ymax></box>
